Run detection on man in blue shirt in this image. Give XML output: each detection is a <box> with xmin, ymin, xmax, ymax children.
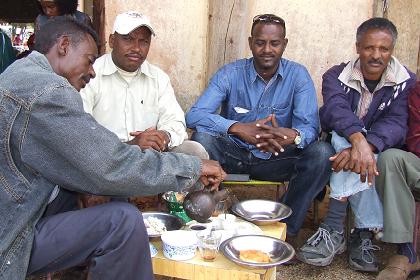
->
<box><xmin>186</xmin><ymin>14</ymin><xmax>334</xmax><ymax>239</ymax></box>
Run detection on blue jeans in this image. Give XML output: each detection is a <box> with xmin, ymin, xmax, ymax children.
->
<box><xmin>192</xmin><ymin>132</ymin><xmax>334</xmax><ymax>236</ymax></box>
<box><xmin>330</xmin><ymin>131</ymin><xmax>383</xmax><ymax>229</ymax></box>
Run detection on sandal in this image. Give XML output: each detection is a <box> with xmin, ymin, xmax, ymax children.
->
<box><xmin>376</xmin><ymin>255</ymin><xmax>420</xmax><ymax>280</ymax></box>
<box><xmin>409</xmin><ymin>257</ymin><xmax>420</xmax><ymax>278</ymax></box>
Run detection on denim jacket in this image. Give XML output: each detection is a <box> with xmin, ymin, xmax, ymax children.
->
<box><xmin>0</xmin><ymin>51</ymin><xmax>201</xmax><ymax>280</ymax></box>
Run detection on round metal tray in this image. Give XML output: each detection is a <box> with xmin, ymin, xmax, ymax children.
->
<box><xmin>219</xmin><ymin>234</ymin><xmax>295</xmax><ymax>269</ymax></box>
<box><xmin>231</xmin><ymin>199</ymin><xmax>292</xmax><ymax>225</ymax></box>
<box><xmin>142</xmin><ymin>212</ymin><xmax>185</xmax><ymax>238</ymax></box>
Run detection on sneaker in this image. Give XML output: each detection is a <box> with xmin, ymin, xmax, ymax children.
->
<box><xmin>297</xmin><ymin>223</ymin><xmax>346</xmax><ymax>266</ymax></box>
<box><xmin>348</xmin><ymin>229</ymin><xmax>380</xmax><ymax>272</ymax></box>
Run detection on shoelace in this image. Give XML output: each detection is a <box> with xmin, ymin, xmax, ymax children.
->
<box><xmin>360</xmin><ymin>238</ymin><xmax>380</xmax><ymax>264</ymax></box>
<box><xmin>307</xmin><ymin>227</ymin><xmax>335</xmax><ymax>253</ymax></box>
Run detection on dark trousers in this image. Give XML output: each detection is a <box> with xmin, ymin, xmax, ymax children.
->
<box><xmin>27</xmin><ymin>190</ymin><xmax>153</xmax><ymax>280</ymax></box>
<box><xmin>192</xmin><ymin>132</ymin><xmax>334</xmax><ymax>236</ymax></box>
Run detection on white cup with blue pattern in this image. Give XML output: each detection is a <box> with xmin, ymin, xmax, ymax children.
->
<box><xmin>161</xmin><ymin>230</ymin><xmax>197</xmax><ymax>260</ymax></box>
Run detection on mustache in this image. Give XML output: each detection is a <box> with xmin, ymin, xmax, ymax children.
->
<box><xmin>368</xmin><ymin>59</ymin><xmax>384</xmax><ymax>65</ymax></box>
<box><xmin>82</xmin><ymin>75</ymin><xmax>91</xmax><ymax>83</ymax></box>
<box><xmin>126</xmin><ymin>52</ymin><xmax>142</xmax><ymax>57</ymax></box>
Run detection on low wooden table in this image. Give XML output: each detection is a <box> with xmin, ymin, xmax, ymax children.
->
<box><xmin>151</xmin><ymin>222</ymin><xmax>286</xmax><ymax>280</ymax></box>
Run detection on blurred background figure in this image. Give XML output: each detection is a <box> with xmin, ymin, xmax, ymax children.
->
<box><xmin>17</xmin><ymin>33</ymin><xmax>35</xmax><ymax>59</ymax></box>
<box><xmin>13</xmin><ymin>33</ymin><xmax>22</xmax><ymax>45</ymax></box>
<box><xmin>0</xmin><ymin>28</ymin><xmax>16</xmax><ymax>73</ymax></box>
<box><xmin>35</xmin><ymin>0</ymin><xmax>92</xmax><ymax>33</ymax></box>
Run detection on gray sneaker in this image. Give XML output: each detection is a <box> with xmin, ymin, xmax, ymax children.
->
<box><xmin>297</xmin><ymin>223</ymin><xmax>346</xmax><ymax>266</ymax></box>
<box><xmin>348</xmin><ymin>229</ymin><xmax>380</xmax><ymax>272</ymax></box>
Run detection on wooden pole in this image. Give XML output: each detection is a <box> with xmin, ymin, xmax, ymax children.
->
<box><xmin>417</xmin><ymin>35</ymin><xmax>420</xmax><ymax>78</ymax></box>
<box><xmin>372</xmin><ymin>0</ymin><xmax>383</xmax><ymax>17</ymax></box>
<box><xmin>92</xmin><ymin>0</ymin><xmax>106</xmax><ymax>55</ymax></box>
<box><xmin>206</xmin><ymin>0</ymin><xmax>250</xmax><ymax>83</ymax></box>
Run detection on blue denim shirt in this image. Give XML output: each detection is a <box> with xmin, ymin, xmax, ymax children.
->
<box><xmin>0</xmin><ymin>52</ymin><xmax>201</xmax><ymax>280</ymax></box>
<box><xmin>186</xmin><ymin>58</ymin><xmax>319</xmax><ymax>159</ymax></box>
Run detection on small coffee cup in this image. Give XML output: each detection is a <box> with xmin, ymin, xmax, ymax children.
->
<box><xmin>189</xmin><ymin>223</ymin><xmax>208</xmax><ymax>231</ymax></box>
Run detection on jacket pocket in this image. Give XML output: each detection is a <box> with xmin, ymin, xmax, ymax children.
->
<box><xmin>0</xmin><ymin>97</ymin><xmax>30</xmax><ymax>203</ymax></box>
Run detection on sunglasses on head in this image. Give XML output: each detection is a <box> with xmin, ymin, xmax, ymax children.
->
<box><xmin>252</xmin><ymin>14</ymin><xmax>284</xmax><ymax>24</ymax></box>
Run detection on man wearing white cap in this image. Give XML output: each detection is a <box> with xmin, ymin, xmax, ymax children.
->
<box><xmin>80</xmin><ymin>11</ymin><xmax>207</xmax><ymax>158</ymax></box>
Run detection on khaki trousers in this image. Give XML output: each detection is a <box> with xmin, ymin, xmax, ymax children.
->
<box><xmin>376</xmin><ymin>149</ymin><xmax>420</xmax><ymax>243</ymax></box>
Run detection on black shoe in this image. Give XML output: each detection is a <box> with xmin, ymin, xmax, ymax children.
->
<box><xmin>348</xmin><ymin>229</ymin><xmax>380</xmax><ymax>272</ymax></box>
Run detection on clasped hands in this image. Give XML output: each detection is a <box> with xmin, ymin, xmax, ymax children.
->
<box><xmin>329</xmin><ymin>132</ymin><xmax>379</xmax><ymax>185</ymax></box>
<box><xmin>128</xmin><ymin>127</ymin><xmax>170</xmax><ymax>152</ymax></box>
<box><xmin>229</xmin><ymin>114</ymin><xmax>298</xmax><ymax>155</ymax></box>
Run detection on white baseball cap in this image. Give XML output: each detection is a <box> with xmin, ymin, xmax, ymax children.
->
<box><xmin>112</xmin><ymin>11</ymin><xmax>156</xmax><ymax>36</ymax></box>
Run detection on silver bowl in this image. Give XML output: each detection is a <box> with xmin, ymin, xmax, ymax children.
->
<box><xmin>231</xmin><ymin>199</ymin><xmax>292</xmax><ymax>225</ymax></box>
<box><xmin>219</xmin><ymin>235</ymin><xmax>295</xmax><ymax>269</ymax></box>
<box><xmin>142</xmin><ymin>212</ymin><xmax>185</xmax><ymax>238</ymax></box>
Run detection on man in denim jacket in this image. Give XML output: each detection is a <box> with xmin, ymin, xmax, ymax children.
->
<box><xmin>0</xmin><ymin>17</ymin><xmax>224</xmax><ymax>280</ymax></box>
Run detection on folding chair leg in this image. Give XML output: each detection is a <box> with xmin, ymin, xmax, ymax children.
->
<box><xmin>345</xmin><ymin>205</ymin><xmax>353</xmax><ymax>241</ymax></box>
<box><xmin>313</xmin><ymin>200</ymin><xmax>319</xmax><ymax>225</ymax></box>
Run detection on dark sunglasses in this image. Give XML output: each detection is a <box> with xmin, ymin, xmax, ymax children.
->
<box><xmin>252</xmin><ymin>14</ymin><xmax>284</xmax><ymax>24</ymax></box>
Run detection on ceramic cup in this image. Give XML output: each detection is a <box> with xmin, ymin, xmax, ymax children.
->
<box><xmin>161</xmin><ymin>230</ymin><xmax>197</xmax><ymax>261</ymax></box>
<box><xmin>217</xmin><ymin>213</ymin><xmax>236</xmax><ymax>232</ymax></box>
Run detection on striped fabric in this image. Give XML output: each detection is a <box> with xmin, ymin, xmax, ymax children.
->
<box><xmin>348</xmin><ymin>60</ymin><xmax>396</xmax><ymax>119</ymax></box>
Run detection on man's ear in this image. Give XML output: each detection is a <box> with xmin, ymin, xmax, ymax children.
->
<box><xmin>57</xmin><ymin>35</ymin><xmax>71</xmax><ymax>56</ymax></box>
<box><xmin>109</xmin><ymin>34</ymin><xmax>114</xmax><ymax>49</ymax></box>
<box><xmin>283</xmin><ymin>38</ymin><xmax>288</xmax><ymax>50</ymax></box>
<box><xmin>248</xmin><ymin>36</ymin><xmax>252</xmax><ymax>50</ymax></box>
<box><xmin>356</xmin><ymin>42</ymin><xmax>360</xmax><ymax>54</ymax></box>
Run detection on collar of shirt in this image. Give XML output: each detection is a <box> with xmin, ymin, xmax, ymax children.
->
<box><xmin>338</xmin><ymin>56</ymin><xmax>410</xmax><ymax>93</ymax></box>
<box><xmin>248</xmin><ymin>57</ymin><xmax>283</xmax><ymax>85</ymax></box>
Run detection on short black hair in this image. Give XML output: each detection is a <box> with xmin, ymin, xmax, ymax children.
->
<box><xmin>251</xmin><ymin>14</ymin><xmax>286</xmax><ymax>37</ymax></box>
<box><xmin>34</xmin><ymin>16</ymin><xmax>98</xmax><ymax>54</ymax></box>
<box><xmin>356</xmin><ymin>17</ymin><xmax>398</xmax><ymax>46</ymax></box>
<box><xmin>36</xmin><ymin>0</ymin><xmax>78</xmax><ymax>15</ymax></box>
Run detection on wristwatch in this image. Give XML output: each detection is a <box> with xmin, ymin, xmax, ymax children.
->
<box><xmin>163</xmin><ymin>130</ymin><xmax>172</xmax><ymax>149</ymax></box>
<box><xmin>292</xmin><ymin>129</ymin><xmax>301</xmax><ymax>145</ymax></box>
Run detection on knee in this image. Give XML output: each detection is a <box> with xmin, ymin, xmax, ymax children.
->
<box><xmin>182</xmin><ymin>140</ymin><xmax>209</xmax><ymax>160</ymax></box>
<box><xmin>106</xmin><ymin>202</ymin><xmax>146</xmax><ymax>234</ymax></box>
<box><xmin>191</xmin><ymin>132</ymin><xmax>212</xmax><ymax>144</ymax></box>
<box><xmin>378</xmin><ymin>149</ymin><xmax>405</xmax><ymax>169</ymax></box>
<box><xmin>191</xmin><ymin>132</ymin><xmax>217</xmax><ymax>151</ymax></box>
<box><xmin>304</xmin><ymin>141</ymin><xmax>335</xmax><ymax>161</ymax></box>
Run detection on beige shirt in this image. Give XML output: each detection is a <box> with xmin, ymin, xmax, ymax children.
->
<box><xmin>80</xmin><ymin>53</ymin><xmax>187</xmax><ymax>148</ymax></box>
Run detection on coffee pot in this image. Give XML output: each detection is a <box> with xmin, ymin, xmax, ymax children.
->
<box><xmin>183</xmin><ymin>189</ymin><xmax>229</xmax><ymax>222</ymax></box>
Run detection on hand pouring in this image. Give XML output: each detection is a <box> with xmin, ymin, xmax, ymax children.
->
<box><xmin>183</xmin><ymin>189</ymin><xmax>229</xmax><ymax>222</ymax></box>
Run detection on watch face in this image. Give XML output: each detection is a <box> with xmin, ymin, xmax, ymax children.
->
<box><xmin>294</xmin><ymin>135</ymin><xmax>302</xmax><ymax>145</ymax></box>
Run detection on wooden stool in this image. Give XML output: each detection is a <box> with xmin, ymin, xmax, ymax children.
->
<box><xmin>222</xmin><ymin>179</ymin><xmax>286</xmax><ymax>201</ymax></box>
